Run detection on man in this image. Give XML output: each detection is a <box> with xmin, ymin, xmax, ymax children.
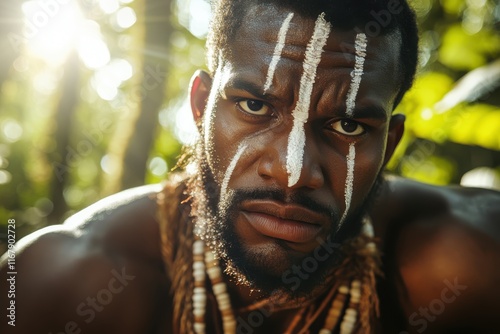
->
<box><xmin>1</xmin><ymin>0</ymin><xmax>500</xmax><ymax>333</ymax></box>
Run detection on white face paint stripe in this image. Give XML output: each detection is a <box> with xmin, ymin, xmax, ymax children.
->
<box><xmin>219</xmin><ymin>143</ymin><xmax>247</xmax><ymax>205</ymax></box>
<box><xmin>286</xmin><ymin>13</ymin><xmax>331</xmax><ymax>187</ymax></box>
<box><xmin>203</xmin><ymin>56</ymin><xmax>224</xmax><ymax>154</ymax></box>
<box><xmin>339</xmin><ymin>142</ymin><xmax>356</xmax><ymax>227</ymax></box>
<box><xmin>263</xmin><ymin>12</ymin><xmax>294</xmax><ymax>94</ymax></box>
<box><xmin>345</xmin><ymin>33</ymin><xmax>367</xmax><ymax>117</ymax></box>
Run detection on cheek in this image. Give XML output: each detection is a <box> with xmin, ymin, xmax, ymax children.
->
<box><xmin>352</xmin><ymin>139</ymin><xmax>386</xmax><ymax>200</ymax></box>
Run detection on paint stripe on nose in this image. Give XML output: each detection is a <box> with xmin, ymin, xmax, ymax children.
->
<box><xmin>286</xmin><ymin>13</ymin><xmax>331</xmax><ymax>187</ymax></box>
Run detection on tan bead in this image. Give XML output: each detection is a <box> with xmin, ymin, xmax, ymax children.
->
<box><xmin>194</xmin><ymin>281</ymin><xmax>205</xmax><ymax>288</ymax></box>
<box><xmin>339</xmin><ymin>285</ymin><xmax>350</xmax><ymax>294</ymax></box>
<box><xmin>193</xmin><ymin>255</ymin><xmax>204</xmax><ymax>262</ymax></box>
<box><xmin>194</xmin><ymin>315</ymin><xmax>205</xmax><ymax>323</ymax></box>
<box><xmin>221</xmin><ymin>308</ymin><xmax>234</xmax><ymax>317</ymax></box>
<box><xmin>366</xmin><ymin>241</ymin><xmax>377</xmax><ymax>253</ymax></box>
<box><xmin>211</xmin><ymin>276</ymin><xmax>223</xmax><ymax>285</ymax></box>
<box><xmin>319</xmin><ymin>329</ymin><xmax>332</xmax><ymax>334</ymax></box>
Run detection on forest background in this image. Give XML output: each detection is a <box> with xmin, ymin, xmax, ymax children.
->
<box><xmin>0</xmin><ymin>0</ymin><xmax>499</xmax><ymax>251</ymax></box>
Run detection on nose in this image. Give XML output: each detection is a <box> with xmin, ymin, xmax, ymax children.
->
<box><xmin>257</xmin><ymin>132</ymin><xmax>324</xmax><ymax>190</ymax></box>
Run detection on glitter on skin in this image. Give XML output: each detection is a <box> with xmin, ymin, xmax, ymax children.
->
<box><xmin>339</xmin><ymin>142</ymin><xmax>356</xmax><ymax>227</ymax></box>
<box><xmin>345</xmin><ymin>33</ymin><xmax>367</xmax><ymax>117</ymax></box>
<box><xmin>263</xmin><ymin>12</ymin><xmax>294</xmax><ymax>94</ymax></box>
<box><xmin>219</xmin><ymin>143</ymin><xmax>247</xmax><ymax>211</ymax></box>
<box><xmin>286</xmin><ymin>13</ymin><xmax>331</xmax><ymax>187</ymax></box>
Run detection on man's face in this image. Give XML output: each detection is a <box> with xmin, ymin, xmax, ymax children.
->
<box><xmin>190</xmin><ymin>5</ymin><xmax>404</xmax><ymax>297</ymax></box>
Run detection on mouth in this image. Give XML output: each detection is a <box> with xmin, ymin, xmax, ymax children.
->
<box><xmin>240</xmin><ymin>200</ymin><xmax>327</xmax><ymax>244</ymax></box>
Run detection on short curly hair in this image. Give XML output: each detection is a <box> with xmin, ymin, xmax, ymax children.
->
<box><xmin>206</xmin><ymin>0</ymin><xmax>419</xmax><ymax>107</ymax></box>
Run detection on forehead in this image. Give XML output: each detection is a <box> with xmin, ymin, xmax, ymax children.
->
<box><xmin>223</xmin><ymin>5</ymin><xmax>402</xmax><ymax>112</ymax></box>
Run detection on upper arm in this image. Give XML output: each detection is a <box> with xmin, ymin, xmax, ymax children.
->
<box><xmin>394</xmin><ymin>188</ymin><xmax>500</xmax><ymax>333</ymax></box>
<box><xmin>0</xmin><ymin>186</ymin><xmax>172</xmax><ymax>334</ymax></box>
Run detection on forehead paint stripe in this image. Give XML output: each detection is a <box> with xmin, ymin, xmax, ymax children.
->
<box><xmin>263</xmin><ymin>12</ymin><xmax>294</xmax><ymax>94</ymax></box>
<box><xmin>219</xmin><ymin>143</ymin><xmax>247</xmax><ymax>208</ymax></box>
<box><xmin>286</xmin><ymin>13</ymin><xmax>331</xmax><ymax>187</ymax></box>
<box><xmin>345</xmin><ymin>33</ymin><xmax>367</xmax><ymax>117</ymax></box>
<box><xmin>203</xmin><ymin>57</ymin><xmax>224</xmax><ymax>155</ymax></box>
<box><xmin>339</xmin><ymin>142</ymin><xmax>356</xmax><ymax>228</ymax></box>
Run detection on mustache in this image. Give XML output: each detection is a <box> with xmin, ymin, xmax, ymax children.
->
<box><xmin>222</xmin><ymin>188</ymin><xmax>339</xmax><ymax>223</ymax></box>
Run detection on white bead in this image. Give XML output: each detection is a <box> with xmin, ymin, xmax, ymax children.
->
<box><xmin>205</xmin><ymin>250</ymin><xmax>215</xmax><ymax>262</ymax></box>
<box><xmin>193</xmin><ymin>308</ymin><xmax>205</xmax><ymax>317</ymax></box>
<box><xmin>362</xmin><ymin>217</ymin><xmax>374</xmax><ymax>237</ymax></box>
<box><xmin>193</xmin><ymin>322</ymin><xmax>206</xmax><ymax>334</ymax></box>
<box><xmin>343</xmin><ymin>313</ymin><xmax>357</xmax><ymax>323</ymax></box>
<box><xmin>194</xmin><ymin>287</ymin><xmax>206</xmax><ymax>295</ymax></box>
<box><xmin>213</xmin><ymin>282</ymin><xmax>227</xmax><ymax>295</ymax></box>
<box><xmin>193</xmin><ymin>240</ymin><xmax>205</xmax><ymax>254</ymax></box>
<box><xmin>207</xmin><ymin>266</ymin><xmax>222</xmax><ymax>279</ymax></box>
<box><xmin>193</xmin><ymin>302</ymin><xmax>206</xmax><ymax>310</ymax></box>
<box><xmin>193</xmin><ymin>293</ymin><xmax>207</xmax><ymax>303</ymax></box>
<box><xmin>193</xmin><ymin>261</ymin><xmax>205</xmax><ymax>271</ymax></box>
<box><xmin>319</xmin><ymin>330</ymin><xmax>332</xmax><ymax>334</ymax></box>
<box><xmin>340</xmin><ymin>322</ymin><xmax>355</xmax><ymax>334</ymax></box>
<box><xmin>345</xmin><ymin>309</ymin><xmax>357</xmax><ymax>317</ymax></box>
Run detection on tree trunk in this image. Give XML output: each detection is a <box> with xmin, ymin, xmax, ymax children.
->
<box><xmin>119</xmin><ymin>0</ymin><xmax>172</xmax><ymax>190</ymax></box>
<box><xmin>47</xmin><ymin>52</ymin><xmax>80</xmax><ymax>224</ymax></box>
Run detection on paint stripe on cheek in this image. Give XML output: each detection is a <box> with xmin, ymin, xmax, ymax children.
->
<box><xmin>340</xmin><ymin>142</ymin><xmax>356</xmax><ymax>227</ymax></box>
<box><xmin>263</xmin><ymin>12</ymin><xmax>294</xmax><ymax>94</ymax></box>
<box><xmin>219</xmin><ymin>143</ymin><xmax>247</xmax><ymax>206</ymax></box>
<box><xmin>286</xmin><ymin>13</ymin><xmax>331</xmax><ymax>187</ymax></box>
<box><xmin>345</xmin><ymin>33</ymin><xmax>367</xmax><ymax>117</ymax></box>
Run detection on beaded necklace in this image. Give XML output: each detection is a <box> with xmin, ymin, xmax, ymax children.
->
<box><xmin>191</xmin><ymin>216</ymin><xmax>379</xmax><ymax>334</ymax></box>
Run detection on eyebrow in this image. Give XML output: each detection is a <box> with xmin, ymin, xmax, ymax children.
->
<box><xmin>347</xmin><ymin>105</ymin><xmax>388</xmax><ymax>121</ymax></box>
<box><xmin>224</xmin><ymin>79</ymin><xmax>278</xmax><ymax>101</ymax></box>
<box><xmin>225</xmin><ymin>78</ymin><xmax>389</xmax><ymax>121</ymax></box>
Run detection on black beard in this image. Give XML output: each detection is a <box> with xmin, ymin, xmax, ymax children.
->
<box><xmin>187</xmin><ymin>144</ymin><xmax>383</xmax><ymax>302</ymax></box>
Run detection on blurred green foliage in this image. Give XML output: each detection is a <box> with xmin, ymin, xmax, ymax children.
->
<box><xmin>0</xmin><ymin>0</ymin><xmax>499</xmax><ymax>246</ymax></box>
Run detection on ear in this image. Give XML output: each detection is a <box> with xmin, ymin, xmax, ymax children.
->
<box><xmin>383</xmin><ymin>113</ymin><xmax>405</xmax><ymax>166</ymax></box>
<box><xmin>190</xmin><ymin>70</ymin><xmax>212</xmax><ymax>125</ymax></box>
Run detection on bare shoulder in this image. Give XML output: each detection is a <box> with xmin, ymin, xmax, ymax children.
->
<box><xmin>0</xmin><ymin>184</ymin><xmax>172</xmax><ymax>334</ymax></box>
<box><xmin>374</xmin><ymin>176</ymin><xmax>500</xmax><ymax>333</ymax></box>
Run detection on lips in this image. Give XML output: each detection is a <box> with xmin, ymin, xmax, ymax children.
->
<box><xmin>240</xmin><ymin>200</ymin><xmax>327</xmax><ymax>243</ymax></box>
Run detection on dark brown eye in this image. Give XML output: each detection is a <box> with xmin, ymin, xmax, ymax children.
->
<box><xmin>330</xmin><ymin>119</ymin><xmax>365</xmax><ymax>136</ymax></box>
<box><xmin>237</xmin><ymin>99</ymin><xmax>270</xmax><ymax>116</ymax></box>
